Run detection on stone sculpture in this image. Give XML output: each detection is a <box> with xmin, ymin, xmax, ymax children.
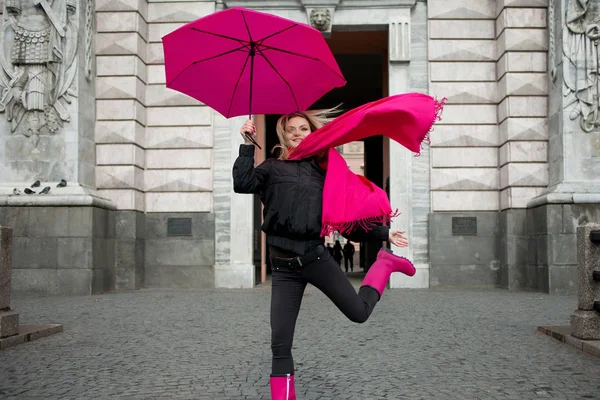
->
<box><xmin>0</xmin><ymin>0</ymin><xmax>78</xmax><ymax>146</ymax></box>
<box><xmin>563</xmin><ymin>0</ymin><xmax>600</xmax><ymax>132</ymax></box>
<box><xmin>310</xmin><ymin>8</ymin><xmax>331</xmax><ymax>32</ymax></box>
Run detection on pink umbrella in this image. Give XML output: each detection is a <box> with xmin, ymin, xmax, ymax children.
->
<box><xmin>162</xmin><ymin>6</ymin><xmax>346</xmax><ymax>146</ymax></box>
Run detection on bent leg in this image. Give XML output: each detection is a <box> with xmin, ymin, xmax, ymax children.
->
<box><xmin>302</xmin><ymin>253</ymin><xmax>379</xmax><ymax>324</ymax></box>
<box><xmin>271</xmin><ymin>269</ymin><xmax>307</xmax><ymax>375</ymax></box>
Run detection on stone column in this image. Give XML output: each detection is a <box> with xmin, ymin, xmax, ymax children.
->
<box><xmin>527</xmin><ymin>0</ymin><xmax>600</xmax><ymax>294</ymax></box>
<box><xmin>213</xmin><ymin>113</ymin><xmax>255</xmax><ymax>288</ymax></box>
<box><xmin>496</xmin><ymin>1</ymin><xmax>549</xmax><ymax>291</ymax></box>
<box><xmin>0</xmin><ymin>0</ymin><xmax>116</xmax><ymax>295</ymax></box>
<box><xmin>571</xmin><ymin>223</ymin><xmax>600</xmax><ymax>339</ymax></box>
<box><xmin>388</xmin><ymin>13</ymin><xmax>426</xmax><ymax>289</ymax></box>
<box><xmin>0</xmin><ymin>226</ymin><xmax>19</xmax><ymax>339</ymax></box>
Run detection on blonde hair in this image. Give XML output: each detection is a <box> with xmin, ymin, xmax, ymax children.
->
<box><xmin>273</xmin><ymin>106</ymin><xmax>341</xmax><ymax>160</ymax></box>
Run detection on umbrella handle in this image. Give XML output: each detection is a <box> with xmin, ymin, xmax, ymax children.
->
<box><xmin>244</xmin><ymin>131</ymin><xmax>262</xmax><ymax>149</ymax></box>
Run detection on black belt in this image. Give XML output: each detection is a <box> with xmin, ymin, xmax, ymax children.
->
<box><xmin>270</xmin><ymin>245</ymin><xmax>326</xmax><ymax>270</ymax></box>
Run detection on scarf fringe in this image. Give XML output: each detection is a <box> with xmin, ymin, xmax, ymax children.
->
<box><xmin>415</xmin><ymin>96</ymin><xmax>447</xmax><ymax>158</ymax></box>
<box><xmin>321</xmin><ymin>209</ymin><xmax>401</xmax><ymax>237</ymax></box>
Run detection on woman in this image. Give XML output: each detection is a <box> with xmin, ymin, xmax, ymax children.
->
<box><xmin>233</xmin><ymin>111</ymin><xmax>416</xmax><ymax>400</ymax></box>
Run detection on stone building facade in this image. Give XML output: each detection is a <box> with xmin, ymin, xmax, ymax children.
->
<box><xmin>0</xmin><ymin>0</ymin><xmax>598</xmax><ymax>295</ymax></box>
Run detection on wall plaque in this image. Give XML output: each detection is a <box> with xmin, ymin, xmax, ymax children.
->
<box><xmin>167</xmin><ymin>218</ymin><xmax>192</xmax><ymax>236</ymax></box>
<box><xmin>452</xmin><ymin>217</ymin><xmax>477</xmax><ymax>236</ymax></box>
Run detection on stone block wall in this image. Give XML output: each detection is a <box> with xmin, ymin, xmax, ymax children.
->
<box><xmin>428</xmin><ymin>0</ymin><xmax>550</xmax><ymax>288</ymax></box>
<box><xmin>0</xmin><ymin>207</ymin><xmax>116</xmax><ymax>295</ymax></box>
<box><xmin>95</xmin><ymin>0</ymin><xmax>216</xmax><ymax>289</ymax></box>
<box><xmin>527</xmin><ymin>204</ymin><xmax>600</xmax><ymax>294</ymax></box>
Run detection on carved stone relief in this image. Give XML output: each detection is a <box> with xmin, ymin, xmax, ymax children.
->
<box><xmin>548</xmin><ymin>0</ymin><xmax>556</xmax><ymax>81</ymax></box>
<box><xmin>563</xmin><ymin>0</ymin><xmax>600</xmax><ymax>132</ymax></box>
<box><xmin>0</xmin><ymin>0</ymin><xmax>78</xmax><ymax>146</ymax></box>
<box><xmin>84</xmin><ymin>0</ymin><xmax>93</xmax><ymax>81</ymax></box>
<box><xmin>310</xmin><ymin>8</ymin><xmax>331</xmax><ymax>32</ymax></box>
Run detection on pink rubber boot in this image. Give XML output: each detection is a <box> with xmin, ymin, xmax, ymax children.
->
<box><xmin>270</xmin><ymin>374</ymin><xmax>296</xmax><ymax>400</ymax></box>
<box><xmin>361</xmin><ymin>248</ymin><xmax>416</xmax><ymax>298</ymax></box>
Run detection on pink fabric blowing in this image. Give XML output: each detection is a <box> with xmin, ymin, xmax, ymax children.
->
<box><xmin>289</xmin><ymin>93</ymin><xmax>446</xmax><ymax>237</ymax></box>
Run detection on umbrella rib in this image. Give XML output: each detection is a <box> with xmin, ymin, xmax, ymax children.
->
<box><xmin>227</xmin><ymin>51</ymin><xmax>252</xmax><ymax>117</ymax></box>
<box><xmin>241</xmin><ymin>9</ymin><xmax>253</xmax><ymax>42</ymax></box>
<box><xmin>256</xmin><ymin>24</ymin><xmax>298</xmax><ymax>45</ymax></box>
<box><xmin>190</xmin><ymin>27</ymin><xmax>248</xmax><ymax>45</ymax></box>
<box><xmin>256</xmin><ymin>47</ymin><xmax>300</xmax><ymax>111</ymax></box>
<box><xmin>259</xmin><ymin>44</ymin><xmax>346</xmax><ymax>82</ymax></box>
<box><xmin>166</xmin><ymin>45</ymin><xmax>248</xmax><ymax>86</ymax></box>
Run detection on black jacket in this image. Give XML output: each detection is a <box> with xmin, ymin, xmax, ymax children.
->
<box><xmin>233</xmin><ymin>144</ymin><xmax>389</xmax><ymax>255</ymax></box>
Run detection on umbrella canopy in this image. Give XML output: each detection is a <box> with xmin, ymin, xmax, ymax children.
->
<box><xmin>162</xmin><ymin>6</ymin><xmax>346</xmax><ymax>119</ymax></box>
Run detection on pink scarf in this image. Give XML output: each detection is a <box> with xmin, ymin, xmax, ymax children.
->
<box><xmin>289</xmin><ymin>93</ymin><xmax>445</xmax><ymax>237</ymax></box>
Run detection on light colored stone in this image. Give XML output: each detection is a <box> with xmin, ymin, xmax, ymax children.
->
<box><xmin>431</xmin><ymin>168</ymin><xmax>499</xmax><ymax>190</ymax></box>
<box><xmin>571</xmin><ymin>310</ymin><xmax>600</xmax><ymax>340</ymax></box>
<box><xmin>496</xmin><ymin>8</ymin><xmax>546</xmax><ymax>35</ymax></box>
<box><xmin>498</xmin><ymin>97</ymin><xmax>547</xmax><ymax>121</ymax></box>
<box><xmin>98</xmin><ymin>189</ymin><xmax>144</xmax><ymax>211</ymax></box>
<box><xmin>432</xmin><ymin>191</ymin><xmax>499</xmax><ymax>211</ymax></box>
<box><xmin>0</xmin><ymin>193</ymin><xmax>116</xmax><ymax>210</ymax></box>
<box><xmin>214</xmin><ymin>264</ymin><xmax>255</xmax><ymax>289</ymax></box>
<box><xmin>96</xmin><ymin>12</ymin><xmax>148</xmax><ymax>40</ymax></box>
<box><xmin>145</xmin><ymin>170</ymin><xmax>212</xmax><ymax>192</ymax></box>
<box><xmin>96</xmin><ymin>100</ymin><xmax>146</xmax><ymax>125</ymax></box>
<box><xmin>500</xmin><ymin>163</ymin><xmax>548</xmax><ymax>188</ymax></box>
<box><xmin>147</xmin><ymin>1</ymin><xmax>214</xmax><ymax>23</ymax></box>
<box><xmin>430</xmin><ymin>125</ymin><xmax>499</xmax><ymax>147</ymax></box>
<box><xmin>148</xmin><ymin>65</ymin><xmax>166</xmax><ymax>84</ymax></box>
<box><xmin>498</xmin><ymin>73</ymin><xmax>548</xmax><ymax>97</ymax></box>
<box><xmin>438</xmin><ymin>105</ymin><xmax>497</xmax><ymax>124</ymax></box>
<box><xmin>96</xmin><ymin>33</ymin><xmax>147</xmax><ymax>61</ymax></box>
<box><xmin>148</xmin><ymin>22</ymin><xmax>182</xmax><ymax>43</ymax></box>
<box><xmin>499</xmin><ymin>141</ymin><xmax>547</xmax><ymax>165</ymax></box>
<box><xmin>146</xmin><ymin>85</ymin><xmax>200</xmax><ymax>107</ymax></box>
<box><xmin>563</xmin><ymin>132</ymin><xmax>600</xmax><ymax>182</ymax></box>
<box><xmin>145</xmin><ymin>192</ymin><xmax>212</xmax><ymax>212</ymax></box>
<box><xmin>335</xmin><ymin>8</ymin><xmax>411</xmax><ymax>27</ymax></box>
<box><xmin>429</xmin><ymin>40</ymin><xmax>496</xmax><ymax>61</ymax></box>
<box><xmin>498</xmin><ymin>28</ymin><xmax>548</xmax><ymax>56</ymax></box>
<box><xmin>576</xmin><ymin>224</ymin><xmax>600</xmax><ymax>311</ymax></box>
<box><xmin>145</xmin><ymin>126</ymin><xmax>212</xmax><ymax>148</ymax></box>
<box><xmin>146</xmin><ymin>149</ymin><xmax>212</xmax><ymax>169</ymax></box>
<box><xmin>429</xmin><ymin>20</ymin><xmax>495</xmax><ymax>39</ymax></box>
<box><xmin>500</xmin><ymin>187</ymin><xmax>546</xmax><ymax>209</ymax></box>
<box><xmin>96</xmin><ymin>121</ymin><xmax>146</xmax><ymax>146</ymax></box>
<box><xmin>96</xmin><ymin>0</ymin><xmax>148</xmax><ymax>17</ymax></box>
<box><xmin>0</xmin><ymin>311</ymin><xmax>19</xmax><ymax>339</ymax></box>
<box><xmin>96</xmin><ymin>166</ymin><xmax>144</xmax><ymax>190</ymax></box>
<box><xmin>430</xmin><ymin>82</ymin><xmax>497</xmax><ymax>104</ymax></box>
<box><xmin>432</xmin><ymin>147</ymin><xmax>498</xmax><ymax>167</ymax></box>
<box><xmin>499</xmin><ymin>118</ymin><xmax>548</xmax><ymax>142</ymax></box>
<box><xmin>390</xmin><ymin>266</ymin><xmax>429</xmax><ymax>289</ymax></box>
<box><xmin>496</xmin><ymin>0</ymin><xmax>549</xmax><ymax>16</ymax></box>
<box><xmin>96</xmin><ymin>144</ymin><xmax>145</xmax><ymax>168</ymax></box>
<box><xmin>146</xmin><ymin>106</ymin><xmax>211</xmax><ymax>126</ymax></box>
<box><xmin>97</xmin><ymin>56</ymin><xmax>147</xmax><ymax>83</ymax></box>
<box><xmin>428</xmin><ymin>0</ymin><xmax>496</xmax><ymax>19</ymax></box>
<box><xmin>96</xmin><ymin>77</ymin><xmax>146</xmax><ymax>102</ymax></box>
<box><xmin>497</xmin><ymin>52</ymin><xmax>546</xmax><ymax>78</ymax></box>
<box><xmin>430</xmin><ymin>62</ymin><xmax>496</xmax><ymax>82</ymax></box>
<box><xmin>146</xmin><ymin>43</ymin><xmax>165</xmax><ymax>65</ymax></box>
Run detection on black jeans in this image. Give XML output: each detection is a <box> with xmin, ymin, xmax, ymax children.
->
<box><xmin>270</xmin><ymin>249</ymin><xmax>379</xmax><ymax>376</ymax></box>
<box><xmin>344</xmin><ymin>255</ymin><xmax>354</xmax><ymax>272</ymax></box>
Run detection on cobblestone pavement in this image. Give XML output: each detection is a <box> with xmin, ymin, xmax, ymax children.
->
<box><xmin>1</xmin><ymin>284</ymin><xmax>599</xmax><ymax>400</ymax></box>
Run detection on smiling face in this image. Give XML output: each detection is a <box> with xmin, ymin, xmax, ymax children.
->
<box><xmin>284</xmin><ymin>116</ymin><xmax>311</xmax><ymax>147</ymax></box>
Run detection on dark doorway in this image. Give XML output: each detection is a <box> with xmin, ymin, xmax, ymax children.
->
<box><xmin>257</xmin><ymin>30</ymin><xmax>389</xmax><ymax>277</ymax></box>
